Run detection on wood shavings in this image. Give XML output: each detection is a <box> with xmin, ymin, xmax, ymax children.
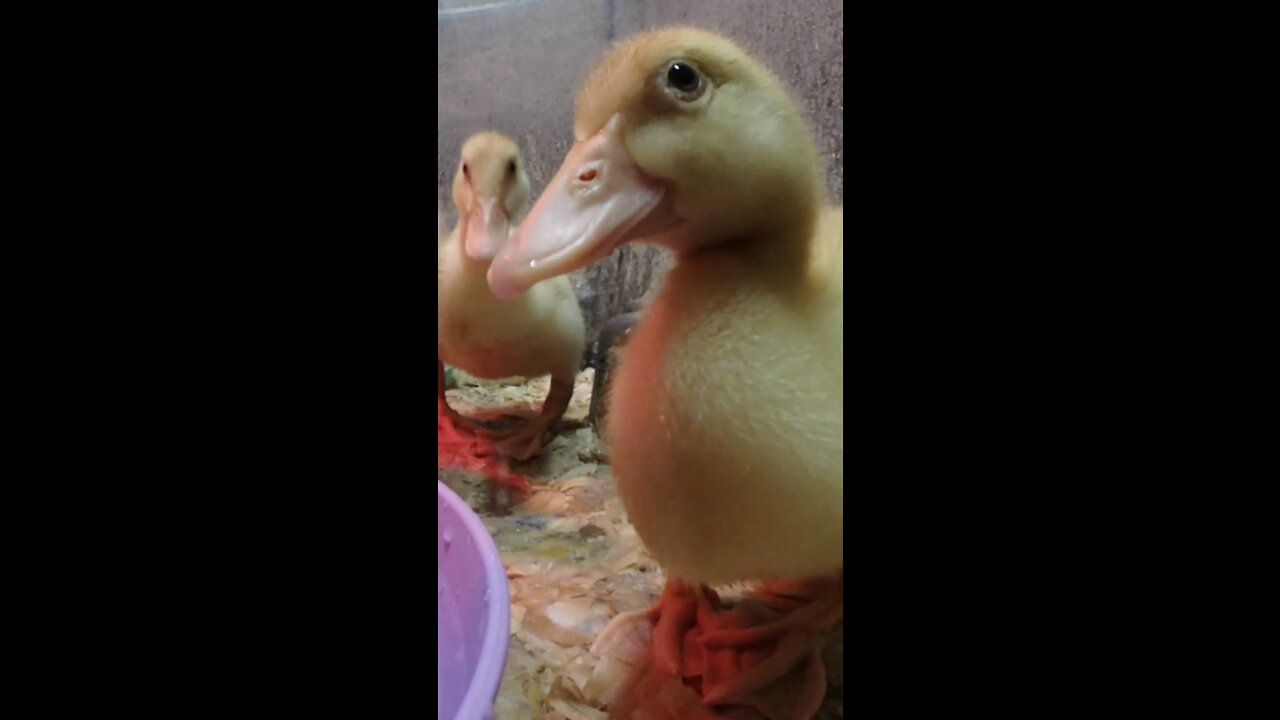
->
<box><xmin>524</xmin><ymin>675</ymin><xmax>547</xmax><ymax>713</ymax></box>
<box><xmin>510</xmin><ymin>603</ymin><xmax>526</xmax><ymax>636</ymax></box>
<box><xmin>544</xmin><ymin>517</ymin><xmax>583</xmax><ymax>534</ymax></box>
<box><xmin>605</xmin><ymin>547</ymin><xmax>647</xmax><ymax>574</ymax></box>
<box><xmin>524</xmin><ymin>488</ymin><xmax>571</xmax><ymax>514</ymax></box>
<box><xmin>579</xmin><ymin>524</ymin><xmax>606</xmax><ymax>540</ymax></box>
<box><xmin>445</xmin><ymin>368</ymin><xmax>595</xmax><ymax>425</ymax></box>
<box><xmin>518</xmin><ymin>624</ymin><xmax>580</xmax><ymax>662</ymax></box>
<box><xmin>519</xmin><ymin>604</ymin><xmax>593</xmax><ymax>645</ymax></box>
<box><xmin>546</xmin><ymin>597</ymin><xmax>595</xmax><ymax>630</ymax></box>
<box><xmin>560</xmin><ymin>466</ymin><xmax>599</xmax><ymax>481</ymax></box>
<box><xmin>548</xmin><ymin>698</ymin><xmax>609</xmax><ymax>720</ymax></box>
<box><xmin>506</xmin><ymin>561</ymin><xmax>542</xmax><ymax>578</ymax></box>
<box><xmin>558</xmin><ymin>653</ymin><xmax>597</xmax><ymax>702</ymax></box>
<box><xmin>443</xmin><ymin>369</ymin><xmax>842</xmax><ymax>719</ymax></box>
<box><xmin>545</xmin><ymin>597</ymin><xmax>611</xmax><ymax>640</ymax></box>
<box><xmin>557</xmin><ymin>475</ymin><xmax>596</xmax><ymax>491</ymax></box>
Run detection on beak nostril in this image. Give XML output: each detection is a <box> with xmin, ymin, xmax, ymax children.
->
<box><xmin>578</xmin><ymin>169</ymin><xmax>598</xmax><ymax>182</ymax></box>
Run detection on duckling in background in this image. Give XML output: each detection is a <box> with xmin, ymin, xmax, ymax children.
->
<box><xmin>488</xmin><ymin>28</ymin><xmax>842</xmax><ymax>719</ymax></box>
<box><xmin>439</xmin><ymin>132</ymin><xmax>586</xmax><ymax>461</ymax></box>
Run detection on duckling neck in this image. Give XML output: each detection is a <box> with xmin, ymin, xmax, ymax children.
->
<box><xmin>684</xmin><ymin>204</ymin><xmax>820</xmax><ymax>291</ymax></box>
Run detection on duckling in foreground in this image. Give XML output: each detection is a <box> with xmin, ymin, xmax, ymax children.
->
<box><xmin>439</xmin><ymin>132</ymin><xmax>586</xmax><ymax>460</ymax></box>
<box><xmin>488</xmin><ymin>27</ymin><xmax>842</xmax><ymax>720</ymax></box>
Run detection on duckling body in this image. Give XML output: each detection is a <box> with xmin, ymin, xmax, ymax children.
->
<box><xmin>438</xmin><ymin>228</ymin><xmax>584</xmax><ymax>382</ymax></box>
<box><xmin>603</xmin><ymin>220</ymin><xmax>842</xmax><ymax>720</ymax></box>
<box><xmin>486</xmin><ymin>28</ymin><xmax>841</xmax><ymax>717</ymax></box>
<box><xmin>438</xmin><ymin>132</ymin><xmax>585</xmax><ymax>460</ymax></box>
<box><xmin>610</xmin><ymin>246</ymin><xmax>842</xmax><ymax>585</ymax></box>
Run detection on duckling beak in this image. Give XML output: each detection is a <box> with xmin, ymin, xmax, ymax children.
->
<box><xmin>463</xmin><ymin>197</ymin><xmax>509</xmax><ymax>262</ymax></box>
<box><xmin>488</xmin><ymin>114</ymin><xmax>666</xmax><ymax>299</ymax></box>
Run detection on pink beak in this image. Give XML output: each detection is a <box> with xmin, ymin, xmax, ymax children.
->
<box><xmin>488</xmin><ymin>115</ymin><xmax>668</xmax><ymax>299</ymax></box>
<box><xmin>464</xmin><ymin>197</ymin><xmax>510</xmax><ymax>262</ymax></box>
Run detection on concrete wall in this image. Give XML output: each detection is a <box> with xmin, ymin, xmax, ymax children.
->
<box><xmin>438</xmin><ymin>0</ymin><xmax>843</xmax><ymax>348</ymax></box>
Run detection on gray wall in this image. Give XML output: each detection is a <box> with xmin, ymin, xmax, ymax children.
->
<box><xmin>438</xmin><ymin>0</ymin><xmax>843</xmax><ymax>348</ymax></box>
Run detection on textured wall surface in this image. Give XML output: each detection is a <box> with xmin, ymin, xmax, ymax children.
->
<box><xmin>438</xmin><ymin>0</ymin><xmax>844</xmax><ymax>348</ymax></box>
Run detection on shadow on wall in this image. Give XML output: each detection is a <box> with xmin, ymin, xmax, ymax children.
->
<box><xmin>438</xmin><ymin>0</ymin><xmax>844</xmax><ymax>346</ymax></box>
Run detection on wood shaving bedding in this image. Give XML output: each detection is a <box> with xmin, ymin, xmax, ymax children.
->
<box><xmin>441</xmin><ymin>370</ymin><xmax>843</xmax><ymax>719</ymax></box>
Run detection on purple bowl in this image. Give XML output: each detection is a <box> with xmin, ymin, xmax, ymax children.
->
<box><xmin>438</xmin><ymin>481</ymin><xmax>510</xmax><ymax>720</ymax></box>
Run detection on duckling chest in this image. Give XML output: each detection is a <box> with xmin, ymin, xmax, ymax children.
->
<box><xmin>440</xmin><ymin>273</ymin><xmax>536</xmax><ymax>344</ymax></box>
<box><xmin>605</xmin><ymin>282</ymin><xmax>842</xmax><ymax>580</ymax></box>
<box><xmin>611</xmin><ymin>293</ymin><xmax>839</xmax><ymax>473</ymax></box>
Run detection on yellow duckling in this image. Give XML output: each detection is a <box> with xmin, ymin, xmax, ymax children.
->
<box><xmin>488</xmin><ymin>27</ymin><xmax>842</xmax><ymax>719</ymax></box>
<box><xmin>439</xmin><ymin>132</ymin><xmax>586</xmax><ymax>460</ymax></box>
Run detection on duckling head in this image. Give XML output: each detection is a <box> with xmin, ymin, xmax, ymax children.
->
<box><xmin>489</xmin><ymin>26</ymin><xmax>823</xmax><ymax>299</ymax></box>
<box><xmin>452</xmin><ymin>132</ymin><xmax>531</xmax><ymax>263</ymax></box>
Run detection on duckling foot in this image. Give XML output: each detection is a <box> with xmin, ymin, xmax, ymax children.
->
<box><xmin>596</xmin><ymin>577</ymin><xmax>839</xmax><ymax>720</ymax></box>
<box><xmin>493</xmin><ymin>428</ymin><xmax>551</xmax><ymax>461</ymax></box>
<box><xmin>442</xmin><ymin>407</ymin><xmax>525</xmax><ymax>440</ymax></box>
<box><xmin>469</xmin><ymin>417</ymin><xmax>531</xmax><ymax>439</ymax></box>
<box><xmin>697</xmin><ymin>576</ymin><xmax>843</xmax><ymax>720</ymax></box>
<box><xmin>490</xmin><ymin>374</ymin><xmax>575</xmax><ymax>460</ymax></box>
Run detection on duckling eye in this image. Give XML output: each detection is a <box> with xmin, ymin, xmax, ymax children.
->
<box><xmin>664</xmin><ymin>61</ymin><xmax>703</xmax><ymax>98</ymax></box>
<box><xmin>507</xmin><ymin>159</ymin><xmax>517</xmax><ymax>176</ymax></box>
<box><xmin>463</xmin><ymin>163</ymin><xmax>471</xmax><ymax>179</ymax></box>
